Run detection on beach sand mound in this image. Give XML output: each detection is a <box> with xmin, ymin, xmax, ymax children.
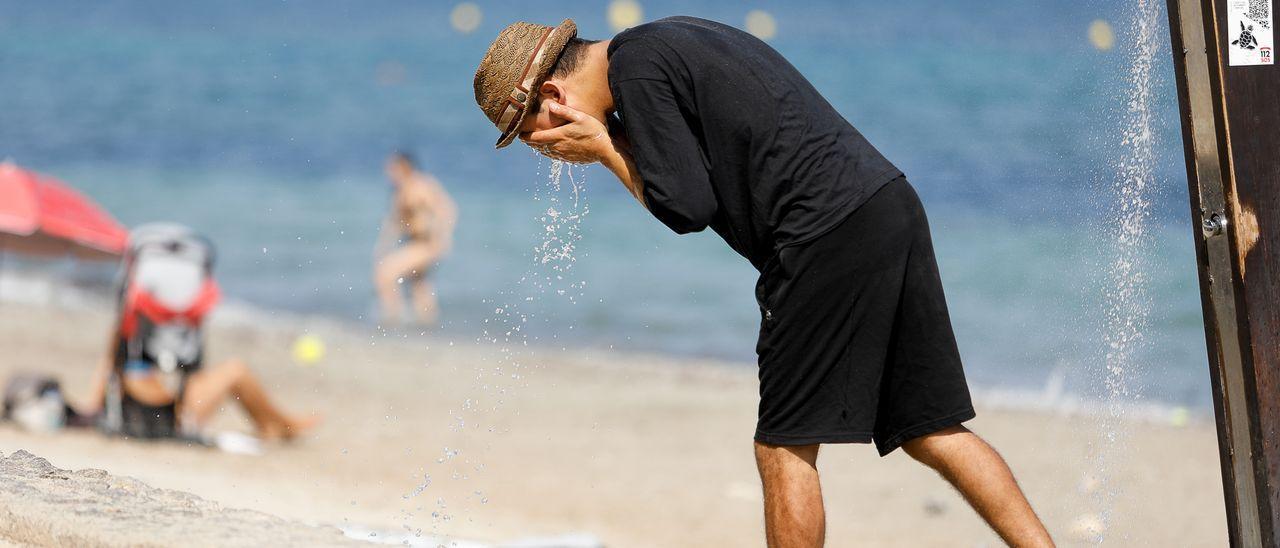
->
<box><xmin>0</xmin><ymin>450</ymin><xmax>359</xmax><ymax>547</ymax></box>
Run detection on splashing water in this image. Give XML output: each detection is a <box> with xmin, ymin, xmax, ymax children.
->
<box><xmin>405</xmin><ymin>157</ymin><xmax>591</xmax><ymax>533</ymax></box>
<box><xmin>473</xmin><ymin>158</ymin><xmax>590</xmax><ymax>391</ymax></box>
<box><xmin>529</xmin><ymin>159</ymin><xmax>591</xmax><ymax>300</ymax></box>
<box><xmin>1086</xmin><ymin>0</ymin><xmax>1164</xmax><ymax>542</ymax></box>
<box><xmin>402</xmin><ymin>474</ymin><xmax>431</xmax><ymax>500</ymax></box>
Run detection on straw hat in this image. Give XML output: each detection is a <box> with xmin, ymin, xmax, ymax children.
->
<box><xmin>473</xmin><ymin>19</ymin><xmax>578</xmax><ymax>149</ymax></box>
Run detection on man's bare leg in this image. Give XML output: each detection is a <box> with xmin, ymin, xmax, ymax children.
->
<box><xmin>755</xmin><ymin>442</ymin><xmax>824</xmax><ymax>548</ymax></box>
<box><xmin>182</xmin><ymin>358</ymin><xmax>320</xmax><ymax>439</ymax></box>
<box><xmin>901</xmin><ymin>425</ymin><xmax>1053</xmax><ymax>547</ymax></box>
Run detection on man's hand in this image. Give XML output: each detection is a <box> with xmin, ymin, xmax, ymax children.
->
<box><xmin>522</xmin><ymin>102</ymin><xmax>648</xmax><ymax>209</ymax></box>
<box><xmin>521</xmin><ymin>102</ymin><xmax>611</xmax><ymax>164</ymax></box>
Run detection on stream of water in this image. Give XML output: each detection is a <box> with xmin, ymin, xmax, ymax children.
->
<box><xmin>1083</xmin><ymin>0</ymin><xmax>1166</xmax><ymax>542</ymax></box>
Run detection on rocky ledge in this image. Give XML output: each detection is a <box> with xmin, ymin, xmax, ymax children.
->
<box><xmin>0</xmin><ymin>450</ymin><xmax>359</xmax><ymax>547</ymax></box>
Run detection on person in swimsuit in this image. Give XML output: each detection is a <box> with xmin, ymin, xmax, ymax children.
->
<box><xmin>80</xmin><ymin>328</ymin><xmax>321</xmax><ymax>440</ymax></box>
<box><xmin>373</xmin><ymin>151</ymin><xmax>458</xmax><ymax>325</ymax></box>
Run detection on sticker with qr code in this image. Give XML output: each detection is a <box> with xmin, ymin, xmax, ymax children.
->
<box><xmin>1228</xmin><ymin>0</ymin><xmax>1274</xmax><ymax>66</ymax></box>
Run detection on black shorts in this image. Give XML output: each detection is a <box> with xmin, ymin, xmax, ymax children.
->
<box><xmin>753</xmin><ymin>177</ymin><xmax>974</xmax><ymax>456</ymax></box>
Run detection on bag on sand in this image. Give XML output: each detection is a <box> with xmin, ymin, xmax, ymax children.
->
<box><xmin>2</xmin><ymin>374</ymin><xmax>67</xmax><ymax>433</ymax></box>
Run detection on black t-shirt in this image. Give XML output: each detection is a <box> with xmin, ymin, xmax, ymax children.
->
<box><xmin>607</xmin><ymin>16</ymin><xmax>901</xmax><ymax>270</ymax></box>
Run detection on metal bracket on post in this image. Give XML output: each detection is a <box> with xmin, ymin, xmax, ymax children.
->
<box><xmin>1203</xmin><ymin>211</ymin><xmax>1227</xmax><ymax>239</ymax></box>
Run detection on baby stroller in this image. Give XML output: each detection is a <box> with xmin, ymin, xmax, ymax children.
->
<box><xmin>99</xmin><ymin>223</ymin><xmax>219</xmax><ymax>439</ymax></box>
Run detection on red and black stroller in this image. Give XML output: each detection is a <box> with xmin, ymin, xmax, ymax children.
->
<box><xmin>100</xmin><ymin>223</ymin><xmax>219</xmax><ymax>439</ymax></box>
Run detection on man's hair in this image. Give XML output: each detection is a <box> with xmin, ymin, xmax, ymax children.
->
<box><xmin>549</xmin><ymin>38</ymin><xmax>599</xmax><ymax>79</ymax></box>
<box><xmin>390</xmin><ymin>150</ymin><xmax>417</xmax><ymax>169</ymax></box>
<box><xmin>529</xmin><ymin>38</ymin><xmax>598</xmax><ymax>116</ymax></box>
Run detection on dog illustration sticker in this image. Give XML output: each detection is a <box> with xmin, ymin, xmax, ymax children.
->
<box><xmin>1228</xmin><ymin>0</ymin><xmax>1274</xmax><ymax>65</ymax></box>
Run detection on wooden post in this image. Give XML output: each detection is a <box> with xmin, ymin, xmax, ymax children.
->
<box><xmin>1166</xmin><ymin>0</ymin><xmax>1279</xmax><ymax>545</ymax></box>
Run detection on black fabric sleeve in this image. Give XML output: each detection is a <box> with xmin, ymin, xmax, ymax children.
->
<box><xmin>611</xmin><ymin>76</ymin><xmax>718</xmax><ymax>234</ymax></box>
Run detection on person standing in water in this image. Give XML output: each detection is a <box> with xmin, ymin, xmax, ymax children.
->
<box><xmin>473</xmin><ymin>18</ymin><xmax>1053</xmax><ymax>547</ymax></box>
<box><xmin>373</xmin><ymin>151</ymin><xmax>457</xmax><ymax>325</ymax></box>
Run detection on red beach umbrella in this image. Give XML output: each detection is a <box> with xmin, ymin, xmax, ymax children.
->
<box><xmin>0</xmin><ymin>162</ymin><xmax>128</xmax><ymax>261</ymax></box>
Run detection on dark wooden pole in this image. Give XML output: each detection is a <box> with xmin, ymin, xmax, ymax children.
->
<box><xmin>1166</xmin><ymin>0</ymin><xmax>1279</xmax><ymax>545</ymax></box>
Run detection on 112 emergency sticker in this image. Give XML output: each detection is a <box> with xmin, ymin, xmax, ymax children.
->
<box><xmin>1228</xmin><ymin>0</ymin><xmax>1274</xmax><ymax>66</ymax></box>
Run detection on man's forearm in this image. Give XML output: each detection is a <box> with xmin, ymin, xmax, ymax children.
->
<box><xmin>600</xmin><ymin>147</ymin><xmax>647</xmax><ymax>208</ymax></box>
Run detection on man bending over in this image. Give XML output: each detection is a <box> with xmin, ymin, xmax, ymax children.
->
<box><xmin>472</xmin><ymin>17</ymin><xmax>1053</xmax><ymax>547</ymax></box>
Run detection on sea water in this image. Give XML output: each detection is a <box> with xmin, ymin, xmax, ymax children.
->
<box><xmin>0</xmin><ymin>0</ymin><xmax>1204</xmax><ymax>410</ymax></box>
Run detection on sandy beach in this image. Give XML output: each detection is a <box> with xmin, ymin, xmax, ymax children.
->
<box><xmin>0</xmin><ymin>301</ymin><xmax>1227</xmax><ymax>546</ymax></box>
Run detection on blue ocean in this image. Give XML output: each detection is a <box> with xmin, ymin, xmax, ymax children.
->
<box><xmin>0</xmin><ymin>1</ymin><xmax>1208</xmax><ymax>407</ymax></box>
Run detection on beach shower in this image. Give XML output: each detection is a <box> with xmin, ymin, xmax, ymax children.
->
<box><xmin>1085</xmin><ymin>0</ymin><xmax>1166</xmax><ymax>541</ymax></box>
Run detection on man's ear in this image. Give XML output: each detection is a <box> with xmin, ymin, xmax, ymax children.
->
<box><xmin>538</xmin><ymin>80</ymin><xmax>566</xmax><ymax>106</ymax></box>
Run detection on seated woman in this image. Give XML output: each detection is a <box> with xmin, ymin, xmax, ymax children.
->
<box><xmin>81</xmin><ymin>223</ymin><xmax>318</xmax><ymax>441</ymax></box>
<box><xmin>80</xmin><ymin>330</ymin><xmax>320</xmax><ymax>440</ymax></box>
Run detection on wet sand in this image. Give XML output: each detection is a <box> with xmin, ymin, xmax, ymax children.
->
<box><xmin>0</xmin><ymin>302</ymin><xmax>1227</xmax><ymax>547</ymax></box>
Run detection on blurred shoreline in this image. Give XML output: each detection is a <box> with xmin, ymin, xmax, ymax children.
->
<box><xmin>0</xmin><ymin>267</ymin><xmax>1210</xmax><ymax>421</ymax></box>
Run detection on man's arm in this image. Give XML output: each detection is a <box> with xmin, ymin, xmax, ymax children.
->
<box><xmin>591</xmin><ymin>74</ymin><xmax>719</xmax><ymax>234</ymax></box>
<box><xmin>525</xmin><ymin>98</ymin><xmax>718</xmax><ymax>234</ymax></box>
<box><xmin>599</xmin><ymin>142</ymin><xmax>647</xmax><ymax>208</ymax></box>
<box><xmin>523</xmin><ymin>101</ymin><xmax>645</xmax><ymax>205</ymax></box>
